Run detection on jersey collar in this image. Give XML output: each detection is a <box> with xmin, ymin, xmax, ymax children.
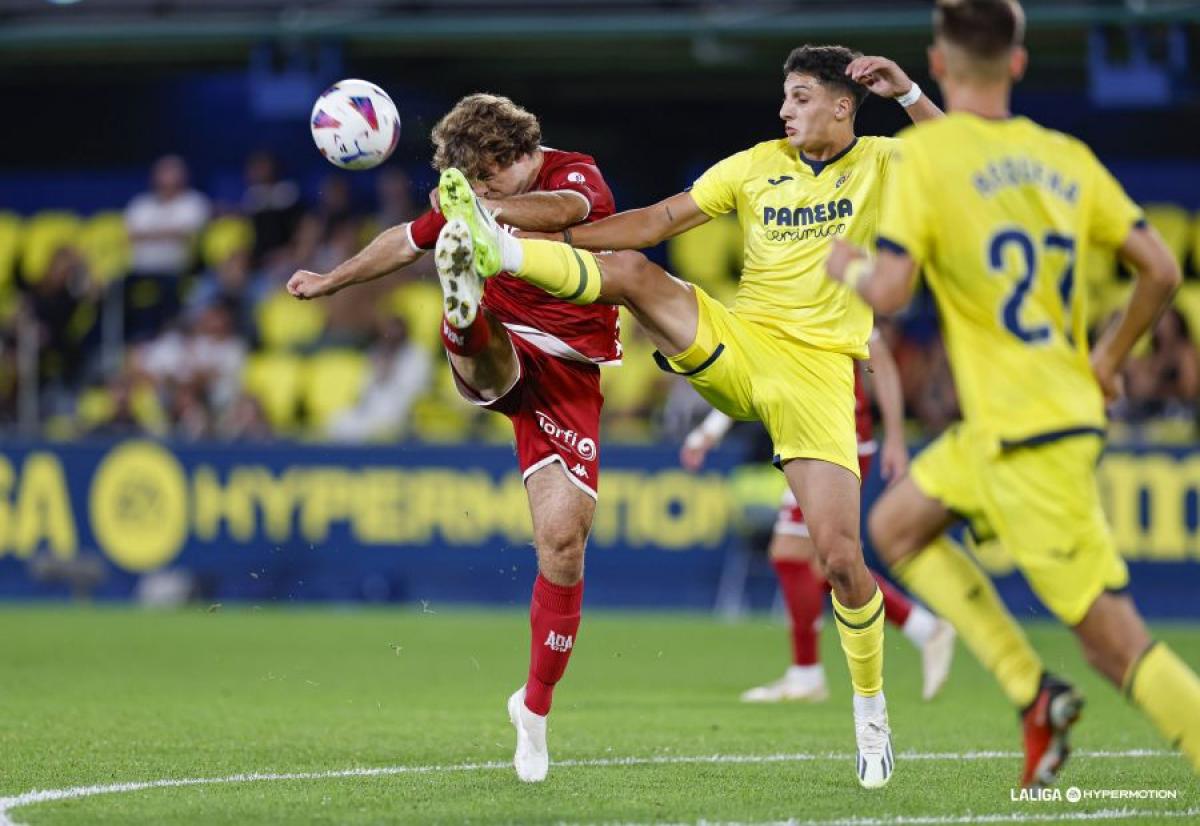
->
<box><xmin>799</xmin><ymin>137</ymin><xmax>858</xmax><ymax>177</ymax></box>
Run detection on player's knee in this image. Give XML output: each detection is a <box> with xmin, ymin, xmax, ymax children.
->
<box><xmin>535</xmin><ymin>523</ymin><xmax>587</xmax><ymax>584</ymax></box>
<box><xmin>598</xmin><ymin>251</ymin><xmax>651</xmax><ymax>303</ymax></box>
<box><xmin>867</xmin><ymin>503</ymin><xmax>919</xmax><ymax>566</ymax></box>
<box><xmin>811</xmin><ymin>528</ymin><xmax>860</xmax><ymax>591</ymax></box>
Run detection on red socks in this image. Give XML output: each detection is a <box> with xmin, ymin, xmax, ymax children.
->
<box><xmin>772</xmin><ymin>558</ymin><xmax>825</xmax><ymax>667</ymax></box>
<box><xmin>874</xmin><ymin>572</ymin><xmax>913</xmax><ymax>627</ymax></box>
<box><xmin>524</xmin><ymin>574</ymin><xmax>584</xmax><ymax>716</ymax></box>
<box><xmin>441</xmin><ymin>313</ymin><xmax>490</xmax><ymax>357</ymax></box>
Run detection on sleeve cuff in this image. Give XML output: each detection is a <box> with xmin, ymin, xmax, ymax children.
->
<box><xmin>876</xmin><ymin>236</ymin><xmax>910</xmax><ymax>257</ymax></box>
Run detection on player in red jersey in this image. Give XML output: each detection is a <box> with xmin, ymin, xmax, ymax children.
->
<box><xmin>681</xmin><ymin>331</ymin><xmax>955</xmax><ymax>702</ymax></box>
<box><xmin>288</xmin><ymin>94</ymin><xmax>618</xmax><ymax>783</ymax></box>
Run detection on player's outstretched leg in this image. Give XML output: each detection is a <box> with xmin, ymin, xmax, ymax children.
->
<box><xmin>509</xmin><ymin>465</ymin><xmax>595</xmax><ymax>783</ymax></box>
<box><xmin>1075</xmin><ymin>592</ymin><xmax>1200</xmax><ymax>775</ymax></box>
<box><xmin>868</xmin><ymin>478</ymin><xmax>1069</xmax><ymax>786</ymax></box>
<box><xmin>785</xmin><ymin>459</ymin><xmax>892</xmax><ymax>789</ymax></box>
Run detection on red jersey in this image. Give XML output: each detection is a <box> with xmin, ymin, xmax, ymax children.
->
<box><xmin>408</xmin><ymin>148</ymin><xmax>620</xmax><ymax>364</ymax></box>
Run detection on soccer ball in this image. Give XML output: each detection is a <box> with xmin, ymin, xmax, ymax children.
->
<box><xmin>310</xmin><ymin>79</ymin><xmax>401</xmax><ymax>170</ymax></box>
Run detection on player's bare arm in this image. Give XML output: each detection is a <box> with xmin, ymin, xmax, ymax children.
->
<box><xmin>479</xmin><ymin>190</ymin><xmax>589</xmax><ymax>233</ymax></box>
<box><xmin>287</xmin><ymin>223</ymin><xmax>422</xmax><ymax>300</ymax></box>
<box><xmin>825</xmin><ymin>238</ymin><xmax>918</xmax><ymax>315</ymax></box>
<box><xmin>846</xmin><ymin>56</ymin><xmax>943</xmax><ymax>124</ymax></box>
<box><xmin>1090</xmin><ymin>224</ymin><xmax>1182</xmax><ymax>401</ymax></box>
<box><xmin>865</xmin><ymin>334</ymin><xmax>908</xmax><ymax>482</ymax></box>
<box><xmin>550</xmin><ymin>191</ymin><xmax>710</xmax><ymax>251</ymax></box>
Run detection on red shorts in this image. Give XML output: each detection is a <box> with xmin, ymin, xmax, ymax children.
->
<box><xmin>451</xmin><ymin>333</ymin><xmax>602</xmax><ymax>499</ymax></box>
<box><xmin>774</xmin><ymin>446</ymin><xmax>875</xmax><ymax>536</ymax></box>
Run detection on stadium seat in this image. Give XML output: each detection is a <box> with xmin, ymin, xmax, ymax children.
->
<box><xmin>600</xmin><ymin>309</ymin><xmax>667</xmax><ymax>442</ymax></box>
<box><xmin>390</xmin><ymin>280</ymin><xmax>444</xmax><ymax>352</ymax></box>
<box><xmin>409</xmin><ymin>368</ymin><xmax>474</xmax><ymax>442</ymax></box>
<box><xmin>301</xmin><ymin>349</ymin><xmax>369</xmax><ymax>429</ymax></box>
<box><xmin>667</xmin><ymin>213</ymin><xmax>742</xmax><ymax>306</ymax></box>
<box><xmin>242</xmin><ymin>351</ymin><xmax>304</xmax><ymax>431</ymax></box>
<box><xmin>78</xmin><ymin>211</ymin><xmax>130</xmax><ymax>285</ymax></box>
<box><xmin>1142</xmin><ymin>204</ymin><xmax>1189</xmax><ymax>269</ymax></box>
<box><xmin>201</xmin><ymin>215</ymin><xmax>254</xmax><ymax>269</ymax></box>
<box><xmin>21</xmin><ymin>211</ymin><xmax>81</xmax><ymax>284</ymax></box>
<box><xmin>255</xmin><ymin>289</ymin><xmax>327</xmax><ymax>350</ymax></box>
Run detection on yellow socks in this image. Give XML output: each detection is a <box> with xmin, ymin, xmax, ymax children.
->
<box><xmin>894</xmin><ymin>536</ymin><xmax>1042</xmax><ymax>708</ymax></box>
<box><xmin>1126</xmin><ymin>642</ymin><xmax>1200</xmax><ymax>773</ymax></box>
<box><xmin>515</xmin><ymin>238</ymin><xmax>603</xmax><ymax>305</ymax></box>
<box><xmin>832</xmin><ymin>587</ymin><xmax>885</xmax><ymax>697</ymax></box>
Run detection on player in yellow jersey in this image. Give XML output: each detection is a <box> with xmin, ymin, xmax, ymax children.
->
<box><xmin>433</xmin><ymin>45</ymin><xmax>942</xmax><ymax>788</ymax></box>
<box><xmin>826</xmin><ymin>0</ymin><xmax>1200</xmax><ymax>788</ymax></box>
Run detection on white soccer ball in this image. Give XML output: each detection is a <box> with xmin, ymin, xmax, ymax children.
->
<box><xmin>310</xmin><ymin>79</ymin><xmax>401</xmax><ymax>170</ymax></box>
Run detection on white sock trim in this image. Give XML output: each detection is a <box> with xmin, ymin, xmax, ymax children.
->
<box><xmin>902</xmin><ymin>605</ymin><xmax>938</xmax><ymax>647</ymax></box>
<box><xmin>498</xmin><ymin>229</ymin><xmax>524</xmax><ymax>273</ymax></box>
<box><xmin>853</xmin><ymin>691</ymin><xmax>887</xmax><ymax>718</ymax></box>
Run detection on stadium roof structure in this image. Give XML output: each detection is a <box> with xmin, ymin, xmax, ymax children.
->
<box><xmin>2</xmin><ymin>0</ymin><xmax>1198</xmax><ymax>58</ymax></box>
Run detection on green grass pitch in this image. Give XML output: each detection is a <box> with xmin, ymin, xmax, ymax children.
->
<box><xmin>0</xmin><ymin>606</ymin><xmax>1196</xmax><ymax>824</ymax></box>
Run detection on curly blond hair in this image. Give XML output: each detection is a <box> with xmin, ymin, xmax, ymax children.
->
<box><xmin>431</xmin><ymin>93</ymin><xmax>541</xmax><ymax>180</ymax></box>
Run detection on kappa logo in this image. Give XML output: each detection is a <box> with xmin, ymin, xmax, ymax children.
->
<box><xmin>544</xmin><ymin>630</ymin><xmax>574</xmax><ymax>653</ymax></box>
<box><xmin>767</xmin><ymin>175</ymin><xmax>794</xmax><ymax>186</ymax></box>
<box><xmin>535</xmin><ymin>410</ymin><xmax>597</xmax><ymax>460</ymax></box>
<box><xmin>570</xmin><ymin>463</ymin><xmax>589</xmax><ymax>479</ymax></box>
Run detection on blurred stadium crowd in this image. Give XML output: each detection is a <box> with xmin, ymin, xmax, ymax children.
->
<box><xmin>1</xmin><ymin>151</ymin><xmax>1198</xmax><ymax>446</ymax></box>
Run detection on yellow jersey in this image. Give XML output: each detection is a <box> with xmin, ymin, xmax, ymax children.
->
<box><xmin>690</xmin><ymin>136</ymin><xmax>897</xmax><ymax>358</ymax></box>
<box><xmin>878</xmin><ymin>113</ymin><xmax>1143</xmax><ymax>448</ymax></box>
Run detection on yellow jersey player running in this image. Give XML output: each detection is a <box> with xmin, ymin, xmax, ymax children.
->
<box><xmin>827</xmin><ymin>0</ymin><xmax>1200</xmax><ymax>787</ymax></box>
<box><xmin>435</xmin><ymin>46</ymin><xmax>941</xmax><ymax>788</ymax></box>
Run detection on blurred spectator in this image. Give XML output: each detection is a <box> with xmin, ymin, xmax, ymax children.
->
<box><xmin>1120</xmin><ymin>308</ymin><xmax>1200</xmax><ymax>421</ymax></box>
<box><xmin>326</xmin><ymin>315</ymin><xmax>432</xmax><ymax>442</ymax></box>
<box><xmin>220</xmin><ymin>392</ymin><xmax>274</xmax><ymax>441</ymax></box>
<box><xmin>137</xmin><ymin>298</ymin><xmax>247</xmax><ymax>438</ymax></box>
<box><xmin>25</xmin><ymin>246</ymin><xmax>99</xmax><ymax>391</ymax></box>
<box><xmin>242</xmin><ymin>151</ymin><xmax>303</xmax><ymax>269</ymax></box>
<box><xmin>186</xmin><ymin>249</ymin><xmax>259</xmax><ymax>339</ymax></box>
<box><xmin>82</xmin><ymin>370</ymin><xmax>167</xmax><ymax>439</ymax></box>
<box><xmin>124</xmin><ymin>155</ymin><xmax>211</xmax><ymax>340</ymax></box>
<box><xmin>375</xmin><ymin>168</ymin><xmax>422</xmax><ymax>229</ymax></box>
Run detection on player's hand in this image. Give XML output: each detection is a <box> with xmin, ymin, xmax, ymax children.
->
<box><xmin>846</xmin><ymin>56</ymin><xmax>914</xmax><ymax>100</ymax></box>
<box><xmin>826</xmin><ymin>238</ymin><xmax>866</xmax><ymax>284</ymax></box>
<box><xmin>287</xmin><ymin>270</ymin><xmax>336</xmax><ymax>300</ymax></box>
<box><xmin>880</xmin><ymin>435</ymin><xmax>909</xmax><ymax>486</ymax></box>
<box><xmin>679</xmin><ymin>433</ymin><xmax>716</xmax><ymax>472</ymax></box>
<box><xmin>1091</xmin><ymin>350</ymin><xmax>1126</xmax><ymax>404</ymax></box>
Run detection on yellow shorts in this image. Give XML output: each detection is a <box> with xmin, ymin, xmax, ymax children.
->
<box><xmin>911</xmin><ymin>423</ymin><xmax>1129</xmax><ymax>625</ymax></box>
<box><xmin>658</xmin><ymin>285</ymin><xmax>859</xmax><ymax>477</ymax></box>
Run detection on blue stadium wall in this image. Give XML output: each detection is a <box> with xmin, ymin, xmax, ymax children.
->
<box><xmin>0</xmin><ymin>440</ymin><xmax>1197</xmax><ymax>617</ymax></box>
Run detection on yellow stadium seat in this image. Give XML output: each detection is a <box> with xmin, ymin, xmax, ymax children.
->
<box><xmin>255</xmin><ymin>289</ymin><xmax>327</xmax><ymax>350</ymax></box>
<box><xmin>1142</xmin><ymin>204</ymin><xmax>1189</xmax><ymax>269</ymax></box>
<box><xmin>601</xmin><ymin>309</ymin><xmax>666</xmax><ymax>442</ymax></box>
<box><xmin>202</xmin><ymin>215</ymin><xmax>254</xmax><ymax>269</ymax></box>
<box><xmin>667</xmin><ymin>213</ymin><xmax>742</xmax><ymax>306</ymax></box>
<box><xmin>78</xmin><ymin>211</ymin><xmax>130</xmax><ymax>285</ymax></box>
<box><xmin>0</xmin><ymin>212</ymin><xmax>22</xmax><ymax>291</ymax></box>
<box><xmin>242</xmin><ymin>351</ymin><xmax>304</xmax><ymax>431</ymax></box>
<box><xmin>301</xmin><ymin>349</ymin><xmax>369</xmax><ymax>429</ymax></box>
<box><xmin>1174</xmin><ymin>282</ymin><xmax>1200</xmax><ymax>344</ymax></box>
<box><xmin>390</xmin><ymin>279</ymin><xmax>444</xmax><ymax>352</ymax></box>
<box><xmin>409</xmin><ymin>397</ymin><xmax>474</xmax><ymax>443</ymax></box>
<box><xmin>76</xmin><ymin>386</ymin><xmax>116</xmax><ymax>430</ymax></box>
<box><xmin>21</xmin><ymin>211</ymin><xmax>81</xmax><ymax>284</ymax></box>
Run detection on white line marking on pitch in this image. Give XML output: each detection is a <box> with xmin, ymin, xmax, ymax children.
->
<box><xmin>0</xmin><ymin>749</ymin><xmax>1180</xmax><ymax>826</ymax></box>
<box><xmin>608</xmin><ymin>809</ymin><xmax>1200</xmax><ymax>825</ymax></box>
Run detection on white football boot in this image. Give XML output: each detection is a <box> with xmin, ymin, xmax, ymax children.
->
<box><xmin>920</xmin><ymin>619</ymin><xmax>957</xmax><ymax>701</ymax></box>
<box><xmin>507</xmin><ymin>687</ymin><xmax>549</xmax><ymax>783</ymax></box>
<box><xmin>854</xmin><ymin>694</ymin><xmax>894</xmax><ymax>789</ymax></box>
<box><xmin>740</xmin><ymin>664</ymin><xmax>829</xmax><ymax>703</ymax></box>
<box><xmin>434</xmin><ymin>218</ymin><xmax>483</xmax><ymax>329</ymax></box>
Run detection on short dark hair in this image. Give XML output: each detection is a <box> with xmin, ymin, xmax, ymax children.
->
<box><xmin>782</xmin><ymin>45</ymin><xmax>868</xmax><ymax>111</ymax></box>
<box><xmin>431</xmin><ymin>93</ymin><xmax>541</xmax><ymax>179</ymax></box>
<box><xmin>934</xmin><ymin>0</ymin><xmax>1025</xmax><ymax>59</ymax></box>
